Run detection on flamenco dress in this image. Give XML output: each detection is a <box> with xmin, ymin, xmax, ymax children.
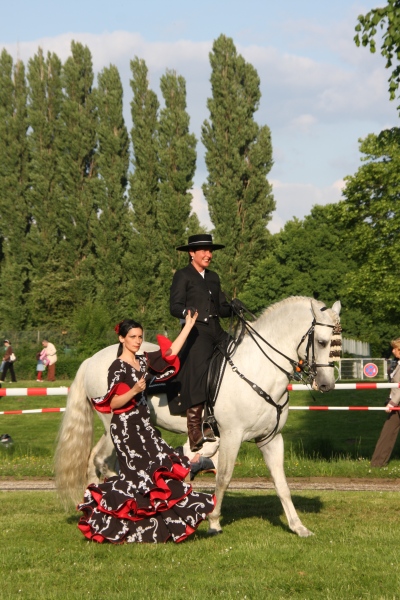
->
<box><xmin>77</xmin><ymin>336</ymin><xmax>216</xmax><ymax>544</ymax></box>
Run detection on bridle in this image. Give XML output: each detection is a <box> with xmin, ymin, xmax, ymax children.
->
<box><xmin>230</xmin><ymin>306</ymin><xmax>338</xmax><ymax>386</ymax></box>
<box><xmin>208</xmin><ymin>303</ymin><xmax>340</xmax><ymax>446</ymax></box>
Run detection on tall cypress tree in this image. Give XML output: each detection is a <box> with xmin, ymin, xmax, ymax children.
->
<box><xmin>93</xmin><ymin>64</ymin><xmax>131</xmax><ymax>322</ymax></box>
<box><xmin>202</xmin><ymin>35</ymin><xmax>275</xmax><ymax>298</ymax></box>
<box><xmin>58</xmin><ymin>41</ymin><xmax>99</xmax><ymax>314</ymax></box>
<box><xmin>0</xmin><ymin>51</ymin><xmax>29</xmax><ymax>328</ymax></box>
<box><xmin>157</xmin><ymin>69</ymin><xmax>197</xmax><ymax>327</ymax></box>
<box><xmin>128</xmin><ymin>57</ymin><xmax>161</xmax><ymax>330</ymax></box>
<box><xmin>26</xmin><ymin>48</ymin><xmax>65</xmax><ymax>326</ymax></box>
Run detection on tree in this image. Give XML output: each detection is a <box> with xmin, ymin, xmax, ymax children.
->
<box><xmin>128</xmin><ymin>57</ymin><xmax>161</xmax><ymax>330</ymax></box>
<box><xmin>202</xmin><ymin>34</ymin><xmax>275</xmax><ymax>299</ymax></box>
<box><xmin>0</xmin><ymin>50</ymin><xmax>29</xmax><ymax>328</ymax></box>
<box><xmin>157</xmin><ymin>69</ymin><xmax>197</xmax><ymax>328</ymax></box>
<box><xmin>338</xmin><ymin>128</ymin><xmax>400</xmax><ymax>353</ymax></box>
<box><xmin>92</xmin><ymin>64</ymin><xmax>131</xmax><ymax>323</ymax></box>
<box><xmin>355</xmin><ymin>1</ymin><xmax>400</xmax><ymax>110</ymax></box>
<box><xmin>57</xmin><ymin>41</ymin><xmax>99</xmax><ymax>313</ymax></box>
<box><xmin>25</xmin><ymin>48</ymin><xmax>65</xmax><ymax>326</ymax></box>
<box><xmin>241</xmin><ymin>204</ymin><xmax>349</xmax><ymax>314</ymax></box>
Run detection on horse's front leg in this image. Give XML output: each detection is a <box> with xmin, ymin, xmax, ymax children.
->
<box><xmin>258</xmin><ymin>433</ymin><xmax>313</xmax><ymax>537</ymax></box>
<box><xmin>208</xmin><ymin>430</ymin><xmax>242</xmax><ymax>535</ymax></box>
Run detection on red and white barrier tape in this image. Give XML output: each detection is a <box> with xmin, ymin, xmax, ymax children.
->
<box><xmin>0</xmin><ymin>382</ymin><xmax>399</xmax><ymax>397</ymax></box>
<box><xmin>1</xmin><ymin>406</ymin><xmax>399</xmax><ymax>416</ymax></box>
<box><xmin>0</xmin><ymin>387</ymin><xmax>69</xmax><ymax>397</ymax></box>
<box><xmin>0</xmin><ymin>407</ymin><xmax>66</xmax><ymax>415</ymax></box>
<box><xmin>288</xmin><ymin>382</ymin><xmax>400</xmax><ymax>391</ymax></box>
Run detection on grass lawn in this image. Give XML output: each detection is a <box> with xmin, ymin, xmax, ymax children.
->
<box><xmin>1</xmin><ymin>381</ymin><xmax>400</xmax><ymax>479</ymax></box>
<box><xmin>1</xmin><ymin>489</ymin><xmax>400</xmax><ymax>599</ymax></box>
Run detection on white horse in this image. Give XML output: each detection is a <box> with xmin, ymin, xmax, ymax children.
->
<box><xmin>55</xmin><ymin>296</ymin><xmax>341</xmax><ymax>537</ymax></box>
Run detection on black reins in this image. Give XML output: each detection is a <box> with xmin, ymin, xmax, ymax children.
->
<box><xmin>212</xmin><ymin>302</ymin><xmax>337</xmax><ymax>445</ymax></box>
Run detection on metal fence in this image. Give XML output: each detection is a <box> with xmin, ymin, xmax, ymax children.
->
<box><xmin>338</xmin><ymin>358</ymin><xmax>389</xmax><ymax>380</ymax></box>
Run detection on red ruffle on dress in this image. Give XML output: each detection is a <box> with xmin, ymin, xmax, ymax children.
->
<box><xmin>77</xmin><ymin>336</ymin><xmax>215</xmax><ymax>543</ymax></box>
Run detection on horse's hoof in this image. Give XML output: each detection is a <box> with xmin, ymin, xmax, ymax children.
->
<box><xmin>208</xmin><ymin>529</ymin><xmax>223</xmax><ymax>536</ymax></box>
<box><xmin>296</xmin><ymin>527</ymin><xmax>314</xmax><ymax>538</ymax></box>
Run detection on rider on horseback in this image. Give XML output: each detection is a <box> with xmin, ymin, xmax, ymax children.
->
<box><xmin>169</xmin><ymin>234</ymin><xmax>232</xmax><ymax>452</ymax></box>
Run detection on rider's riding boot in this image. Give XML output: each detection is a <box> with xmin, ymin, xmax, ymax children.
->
<box><xmin>187</xmin><ymin>404</ymin><xmax>205</xmax><ymax>452</ymax></box>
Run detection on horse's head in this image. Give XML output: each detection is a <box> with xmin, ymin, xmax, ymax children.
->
<box><xmin>297</xmin><ymin>299</ymin><xmax>342</xmax><ymax>393</ymax></box>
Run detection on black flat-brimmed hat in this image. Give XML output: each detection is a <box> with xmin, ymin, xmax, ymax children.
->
<box><xmin>176</xmin><ymin>234</ymin><xmax>225</xmax><ymax>252</ymax></box>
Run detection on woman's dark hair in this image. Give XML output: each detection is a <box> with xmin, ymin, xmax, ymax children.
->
<box><xmin>115</xmin><ymin>319</ymin><xmax>143</xmax><ymax>357</ymax></box>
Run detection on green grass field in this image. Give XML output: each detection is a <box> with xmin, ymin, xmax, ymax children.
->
<box><xmin>1</xmin><ymin>380</ymin><xmax>400</xmax><ymax>479</ymax></box>
<box><xmin>1</xmin><ymin>490</ymin><xmax>400</xmax><ymax>599</ymax></box>
<box><xmin>1</xmin><ymin>382</ymin><xmax>400</xmax><ymax>599</ymax></box>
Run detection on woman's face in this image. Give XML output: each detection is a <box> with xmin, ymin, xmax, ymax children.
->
<box><xmin>120</xmin><ymin>328</ymin><xmax>143</xmax><ymax>354</ymax></box>
<box><xmin>190</xmin><ymin>247</ymin><xmax>213</xmax><ymax>272</ymax></box>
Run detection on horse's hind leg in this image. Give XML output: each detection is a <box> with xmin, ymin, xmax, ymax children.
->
<box><xmin>87</xmin><ymin>432</ymin><xmax>117</xmax><ymax>484</ymax></box>
<box><xmin>208</xmin><ymin>431</ymin><xmax>242</xmax><ymax>535</ymax></box>
<box><xmin>258</xmin><ymin>433</ymin><xmax>313</xmax><ymax>537</ymax></box>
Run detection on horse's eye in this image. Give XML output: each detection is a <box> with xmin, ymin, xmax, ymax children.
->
<box><xmin>317</xmin><ymin>340</ymin><xmax>327</xmax><ymax>347</ymax></box>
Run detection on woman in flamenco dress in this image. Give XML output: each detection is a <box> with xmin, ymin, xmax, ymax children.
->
<box><xmin>77</xmin><ymin>311</ymin><xmax>216</xmax><ymax>544</ymax></box>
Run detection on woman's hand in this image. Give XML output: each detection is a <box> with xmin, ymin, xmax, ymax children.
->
<box><xmin>169</xmin><ymin>309</ymin><xmax>199</xmax><ymax>356</ymax></box>
<box><xmin>184</xmin><ymin>308</ymin><xmax>198</xmax><ymax>327</ymax></box>
<box><xmin>132</xmin><ymin>376</ymin><xmax>146</xmax><ymax>396</ymax></box>
<box><xmin>110</xmin><ymin>376</ymin><xmax>146</xmax><ymax>410</ymax></box>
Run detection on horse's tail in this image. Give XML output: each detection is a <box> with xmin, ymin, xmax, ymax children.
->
<box><xmin>54</xmin><ymin>358</ymin><xmax>93</xmax><ymax>508</ymax></box>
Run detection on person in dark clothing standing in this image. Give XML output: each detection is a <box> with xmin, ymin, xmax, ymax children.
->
<box><xmin>370</xmin><ymin>337</ymin><xmax>400</xmax><ymax>467</ymax></box>
<box><xmin>0</xmin><ymin>340</ymin><xmax>17</xmax><ymax>383</ymax></box>
<box><xmin>170</xmin><ymin>234</ymin><xmax>232</xmax><ymax>452</ymax></box>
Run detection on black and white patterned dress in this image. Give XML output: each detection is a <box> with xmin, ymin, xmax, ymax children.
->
<box><xmin>77</xmin><ymin>336</ymin><xmax>216</xmax><ymax>544</ymax></box>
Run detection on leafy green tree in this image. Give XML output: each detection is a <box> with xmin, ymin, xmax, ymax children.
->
<box><xmin>0</xmin><ymin>51</ymin><xmax>29</xmax><ymax>328</ymax></box>
<box><xmin>202</xmin><ymin>34</ymin><xmax>275</xmax><ymax>298</ymax></box>
<box><xmin>128</xmin><ymin>57</ymin><xmax>161</xmax><ymax>329</ymax></box>
<box><xmin>92</xmin><ymin>64</ymin><xmax>131</xmax><ymax>323</ymax></box>
<box><xmin>355</xmin><ymin>1</ymin><xmax>400</xmax><ymax>110</ymax></box>
<box><xmin>26</xmin><ymin>48</ymin><xmax>65</xmax><ymax>327</ymax></box>
<box><xmin>338</xmin><ymin>128</ymin><xmax>400</xmax><ymax>353</ymax></box>
<box><xmin>241</xmin><ymin>204</ymin><xmax>349</xmax><ymax>313</ymax></box>
<box><xmin>157</xmin><ymin>69</ymin><xmax>197</xmax><ymax>327</ymax></box>
<box><xmin>57</xmin><ymin>41</ymin><xmax>99</xmax><ymax>313</ymax></box>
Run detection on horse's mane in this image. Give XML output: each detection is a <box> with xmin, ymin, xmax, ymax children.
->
<box><xmin>255</xmin><ymin>296</ymin><xmax>340</xmax><ymax>329</ymax></box>
<box><xmin>257</xmin><ymin>296</ymin><xmax>322</xmax><ymax>321</ymax></box>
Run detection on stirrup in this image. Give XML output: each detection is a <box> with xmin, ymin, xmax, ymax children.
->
<box><xmin>201</xmin><ymin>414</ymin><xmax>219</xmax><ymax>442</ymax></box>
<box><xmin>202</xmin><ymin>418</ymin><xmax>218</xmax><ymax>442</ymax></box>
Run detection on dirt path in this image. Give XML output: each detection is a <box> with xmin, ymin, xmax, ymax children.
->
<box><xmin>1</xmin><ymin>477</ymin><xmax>399</xmax><ymax>492</ymax></box>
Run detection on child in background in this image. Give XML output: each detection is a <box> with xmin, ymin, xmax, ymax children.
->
<box><xmin>36</xmin><ymin>350</ymin><xmax>48</xmax><ymax>382</ymax></box>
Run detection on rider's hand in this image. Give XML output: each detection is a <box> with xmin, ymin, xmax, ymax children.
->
<box><xmin>231</xmin><ymin>298</ymin><xmax>246</xmax><ymax>312</ymax></box>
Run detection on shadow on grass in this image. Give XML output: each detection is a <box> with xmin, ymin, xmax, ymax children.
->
<box><xmin>199</xmin><ymin>492</ymin><xmax>323</xmax><ymax>537</ymax></box>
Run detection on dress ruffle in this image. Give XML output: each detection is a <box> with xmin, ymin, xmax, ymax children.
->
<box><xmin>77</xmin><ymin>403</ymin><xmax>215</xmax><ymax>543</ymax></box>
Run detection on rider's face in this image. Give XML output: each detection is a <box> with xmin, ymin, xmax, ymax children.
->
<box><xmin>120</xmin><ymin>328</ymin><xmax>143</xmax><ymax>354</ymax></box>
<box><xmin>190</xmin><ymin>247</ymin><xmax>213</xmax><ymax>272</ymax></box>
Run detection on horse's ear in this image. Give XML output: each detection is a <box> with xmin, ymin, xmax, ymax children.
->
<box><xmin>331</xmin><ymin>300</ymin><xmax>341</xmax><ymax>317</ymax></box>
<box><xmin>310</xmin><ymin>298</ymin><xmax>321</xmax><ymax>318</ymax></box>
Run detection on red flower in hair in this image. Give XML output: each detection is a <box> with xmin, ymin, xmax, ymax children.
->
<box><xmin>114</xmin><ymin>323</ymin><xmax>121</xmax><ymax>335</ymax></box>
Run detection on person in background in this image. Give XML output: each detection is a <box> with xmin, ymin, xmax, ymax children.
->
<box><xmin>36</xmin><ymin>350</ymin><xmax>46</xmax><ymax>382</ymax></box>
<box><xmin>169</xmin><ymin>234</ymin><xmax>232</xmax><ymax>452</ymax></box>
<box><xmin>0</xmin><ymin>340</ymin><xmax>17</xmax><ymax>383</ymax></box>
<box><xmin>0</xmin><ymin>341</ymin><xmax>6</xmax><ymax>376</ymax></box>
<box><xmin>41</xmin><ymin>340</ymin><xmax>57</xmax><ymax>382</ymax></box>
<box><xmin>370</xmin><ymin>337</ymin><xmax>400</xmax><ymax>467</ymax></box>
